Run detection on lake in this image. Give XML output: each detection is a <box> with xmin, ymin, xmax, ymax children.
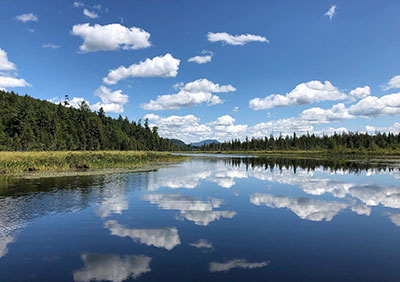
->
<box><xmin>1</xmin><ymin>155</ymin><xmax>400</xmax><ymax>281</ymax></box>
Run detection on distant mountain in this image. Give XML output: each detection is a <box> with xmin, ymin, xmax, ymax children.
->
<box><xmin>168</xmin><ymin>138</ymin><xmax>187</xmax><ymax>147</ymax></box>
<box><xmin>191</xmin><ymin>139</ymin><xmax>220</xmax><ymax>147</ymax></box>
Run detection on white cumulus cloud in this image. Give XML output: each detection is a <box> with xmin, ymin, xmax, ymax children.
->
<box><xmin>349</xmin><ymin>86</ymin><xmax>370</xmax><ymax>100</ymax></box>
<box><xmin>16</xmin><ymin>13</ymin><xmax>38</xmax><ymax>23</ymax></box>
<box><xmin>53</xmin><ymin>86</ymin><xmax>129</xmax><ymax>114</ymax></box>
<box><xmin>212</xmin><ymin>115</ymin><xmax>235</xmax><ymax>126</ymax></box>
<box><xmin>210</xmin><ymin>115</ymin><xmax>248</xmax><ymax>139</ymax></box>
<box><xmin>71</xmin><ymin>23</ymin><xmax>151</xmax><ymax>53</ymax></box>
<box><xmin>180</xmin><ymin>78</ymin><xmax>236</xmax><ymax>93</ymax></box>
<box><xmin>0</xmin><ymin>49</ymin><xmax>30</xmax><ymax>90</ymax></box>
<box><xmin>0</xmin><ymin>77</ymin><xmax>30</xmax><ymax>90</ymax></box>
<box><xmin>145</xmin><ymin>114</ymin><xmax>306</xmax><ymax>143</ymax></box>
<box><xmin>383</xmin><ymin>75</ymin><xmax>400</xmax><ymax>91</ymax></box>
<box><xmin>324</xmin><ymin>5</ymin><xmax>337</xmax><ymax>21</ymax></box>
<box><xmin>144</xmin><ymin>88</ymin><xmax>400</xmax><ymax>143</ymax></box>
<box><xmin>141</xmin><ymin>91</ymin><xmax>219</xmax><ymax>110</ymax></box>
<box><xmin>208</xmin><ymin>32</ymin><xmax>269</xmax><ymax>45</ymax></box>
<box><xmin>43</xmin><ymin>43</ymin><xmax>60</xmax><ymax>49</ymax></box>
<box><xmin>249</xmin><ymin>80</ymin><xmax>346</xmax><ymax>110</ymax></box>
<box><xmin>348</xmin><ymin>93</ymin><xmax>400</xmax><ymax>117</ymax></box>
<box><xmin>141</xmin><ymin>78</ymin><xmax>235</xmax><ymax>111</ymax></box>
<box><xmin>83</xmin><ymin>9</ymin><xmax>99</xmax><ymax>19</ymax></box>
<box><xmin>251</xmin><ymin>118</ymin><xmax>314</xmax><ymax>137</ymax></box>
<box><xmin>103</xmin><ymin>53</ymin><xmax>180</xmax><ymax>85</ymax></box>
<box><xmin>73</xmin><ymin>1</ymin><xmax>84</xmax><ymax>8</ymax></box>
<box><xmin>94</xmin><ymin>85</ymin><xmax>128</xmax><ymax>105</ymax></box>
<box><xmin>65</xmin><ymin>97</ymin><xmax>87</xmax><ymax>109</ymax></box>
<box><xmin>0</xmin><ymin>49</ymin><xmax>16</xmax><ymax>71</ymax></box>
<box><xmin>144</xmin><ymin>114</ymin><xmax>212</xmax><ymax>143</ymax></box>
<box><xmin>365</xmin><ymin>122</ymin><xmax>400</xmax><ymax>134</ymax></box>
<box><xmin>188</xmin><ymin>50</ymin><xmax>213</xmax><ymax>64</ymax></box>
<box><xmin>300</xmin><ymin>103</ymin><xmax>353</xmax><ymax>123</ymax></box>
<box><xmin>91</xmin><ymin>86</ymin><xmax>129</xmax><ymax>113</ymax></box>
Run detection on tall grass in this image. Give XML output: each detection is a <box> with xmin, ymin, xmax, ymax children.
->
<box><xmin>0</xmin><ymin>151</ymin><xmax>185</xmax><ymax>174</ymax></box>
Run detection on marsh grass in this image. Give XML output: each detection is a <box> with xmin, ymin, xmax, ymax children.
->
<box><xmin>0</xmin><ymin>151</ymin><xmax>185</xmax><ymax>175</ymax></box>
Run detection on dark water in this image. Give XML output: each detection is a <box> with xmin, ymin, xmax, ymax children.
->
<box><xmin>1</xmin><ymin>156</ymin><xmax>400</xmax><ymax>282</ymax></box>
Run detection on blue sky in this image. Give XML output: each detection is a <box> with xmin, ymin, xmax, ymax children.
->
<box><xmin>0</xmin><ymin>0</ymin><xmax>399</xmax><ymax>143</ymax></box>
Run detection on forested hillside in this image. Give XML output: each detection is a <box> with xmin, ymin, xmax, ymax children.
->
<box><xmin>0</xmin><ymin>90</ymin><xmax>174</xmax><ymax>151</ymax></box>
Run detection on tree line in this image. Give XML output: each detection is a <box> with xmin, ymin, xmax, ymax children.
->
<box><xmin>198</xmin><ymin>132</ymin><xmax>400</xmax><ymax>152</ymax></box>
<box><xmin>0</xmin><ymin>90</ymin><xmax>175</xmax><ymax>151</ymax></box>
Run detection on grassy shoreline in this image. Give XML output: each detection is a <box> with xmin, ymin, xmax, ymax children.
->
<box><xmin>0</xmin><ymin>151</ymin><xmax>187</xmax><ymax>176</ymax></box>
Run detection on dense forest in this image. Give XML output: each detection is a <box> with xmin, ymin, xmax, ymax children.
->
<box><xmin>199</xmin><ymin>132</ymin><xmax>400</xmax><ymax>152</ymax></box>
<box><xmin>0</xmin><ymin>90</ymin><xmax>175</xmax><ymax>151</ymax></box>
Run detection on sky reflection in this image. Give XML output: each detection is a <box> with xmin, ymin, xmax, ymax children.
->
<box><xmin>1</xmin><ymin>157</ymin><xmax>400</xmax><ymax>281</ymax></box>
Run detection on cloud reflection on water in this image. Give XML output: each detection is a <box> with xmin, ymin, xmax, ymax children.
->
<box><xmin>250</xmin><ymin>193</ymin><xmax>349</xmax><ymax>222</ymax></box>
<box><xmin>177</xmin><ymin>210</ymin><xmax>236</xmax><ymax>226</ymax></box>
<box><xmin>142</xmin><ymin>193</ymin><xmax>236</xmax><ymax>226</ymax></box>
<box><xmin>209</xmin><ymin>258</ymin><xmax>269</xmax><ymax>273</ymax></box>
<box><xmin>104</xmin><ymin>220</ymin><xmax>180</xmax><ymax>250</ymax></box>
<box><xmin>140</xmin><ymin>158</ymin><xmax>400</xmax><ymax>227</ymax></box>
<box><xmin>190</xmin><ymin>239</ymin><xmax>213</xmax><ymax>249</ymax></box>
<box><xmin>348</xmin><ymin>184</ymin><xmax>400</xmax><ymax>209</ymax></box>
<box><xmin>387</xmin><ymin>212</ymin><xmax>400</xmax><ymax>226</ymax></box>
<box><xmin>97</xmin><ymin>195</ymin><xmax>128</xmax><ymax>219</ymax></box>
<box><xmin>0</xmin><ymin>236</ymin><xmax>14</xmax><ymax>259</ymax></box>
<box><xmin>73</xmin><ymin>253</ymin><xmax>151</xmax><ymax>282</ymax></box>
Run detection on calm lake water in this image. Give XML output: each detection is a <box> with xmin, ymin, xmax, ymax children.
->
<box><xmin>1</xmin><ymin>155</ymin><xmax>400</xmax><ymax>281</ymax></box>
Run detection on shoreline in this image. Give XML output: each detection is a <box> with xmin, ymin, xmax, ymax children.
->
<box><xmin>0</xmin><ymin>151</ymin><xmax>188</xmax><ymax>178</ymax></box>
